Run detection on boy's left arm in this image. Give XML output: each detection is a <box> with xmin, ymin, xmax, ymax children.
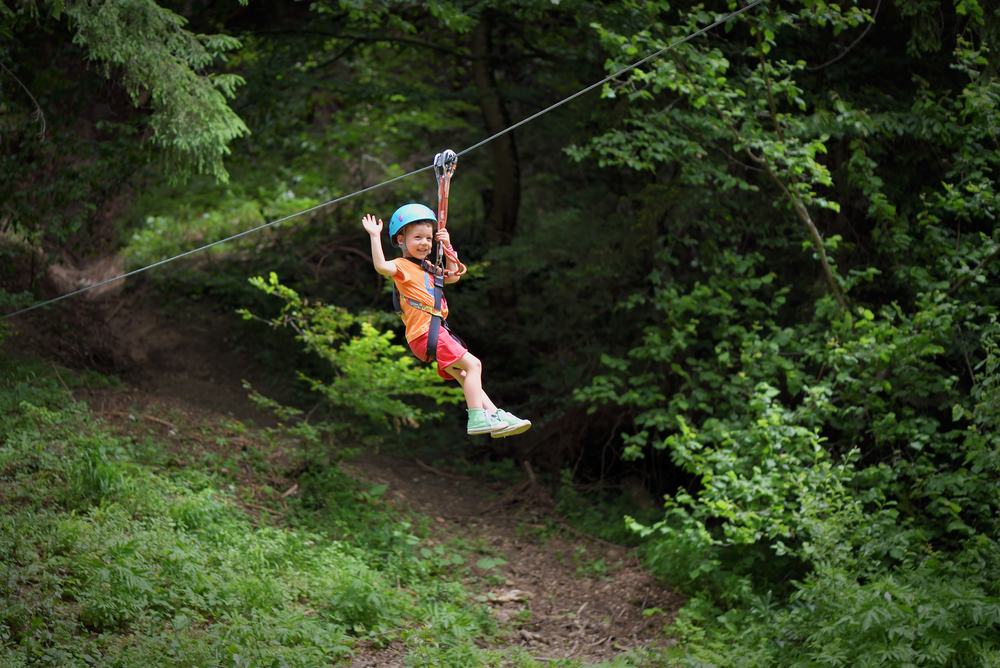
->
<box><xmin>437</xmin><ymin>229</ymin><xmax>461</xmax><ymax>284</ymax></box>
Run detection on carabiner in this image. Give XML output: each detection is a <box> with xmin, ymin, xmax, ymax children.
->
<box><xmin>433</xmin><ymin>150</ymin><xmax>458</xmax><ymax>184</ymax></box>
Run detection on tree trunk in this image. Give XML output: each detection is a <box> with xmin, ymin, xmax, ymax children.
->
<box><xmin>471</xmin><ymin>18</ymin><xmax>520</xmax><ymax>246</ymax></box>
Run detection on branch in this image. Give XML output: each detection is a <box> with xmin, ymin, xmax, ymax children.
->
<box><xmin>0</xmin><ymin>61</ymin><xmax>46</xmax><ymax>141</ymax></box>
<box><xmin>754</xmin><ymin>33</ymin><xmax>847</xmax><ymax>311</ymax></box>
<box><xmin>806</xmin><ymin>0</ymin><xmax>882</xmax><ymax>72</ymax></box>
<box><xmin>749</xmin><ymin>144</ymin><xmax>847</xmax><ymax>310</ymax></box>
<box><xmin>103</xmin><ymin>411</ymin><xmax>178</xmax><ymax>429</ymax></box>
<box><xmin>666</xmin><ymin>31</ymin><xmax>847</xmax><ymax>311</ymax></box>
<box><xmin>672</xmin><ymin>117</ymin><xmax>765</xmax><ymax>172</ymax></box>
<box><xmin>757</xmin><ymin>49</ymin><xmax>784</xmax><ymax>141</ymax></box>
<box><xmin>705</xmin><ymin>87</ymin><xmax>846</xmax><ymax>310</ymax></box>
<box><xmin>947</xmin><ymin>245</ymin><xmax>1000</xmax><ymax>295</ymax></box>
<box><xmin>414</xmin><ymin>458</ymin><xmax>473</xmax><ymax>480</ymax></box>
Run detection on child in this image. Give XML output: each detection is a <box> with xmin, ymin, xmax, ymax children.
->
<box><xmin>362</xmin><ymin>204</ymin><xmax>531</xmax><ymax>437</ymax></box>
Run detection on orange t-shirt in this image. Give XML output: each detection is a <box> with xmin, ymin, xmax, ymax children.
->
<box><xmin>392</xmin><ymin>258</ymin><xmax>449</xmax><ymax>342</ymax></box>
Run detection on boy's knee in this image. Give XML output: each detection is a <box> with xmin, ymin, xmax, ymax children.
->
<box><xmin>464</xmin><ymin>354</ymin><xmax>482</xmax><ymax>373</ymax></box>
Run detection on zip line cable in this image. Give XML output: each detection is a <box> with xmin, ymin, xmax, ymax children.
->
<box><xmin>458</xmin><ymin>0</ymin><xmax>767</xmax><ymax>158</ymax></box>
<box><xmin>2</xmin><ymin>0</ymin><xmax>766</xmax><ymax>322</ymax></box>
<box><xmin>0</xmin><ymin>166</ymin><xmax>433</xmax><ymax>320</ymax></box>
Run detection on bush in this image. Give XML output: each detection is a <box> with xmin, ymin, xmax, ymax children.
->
<box><xmin>239</xmin><ymin>272</ymin><xmax>463</xmax><ymax>435</ymax></box>
<box><xmin>0</xmin><ymin>355</ymin><xmax>537</xmax><ymax>668</ymax></box>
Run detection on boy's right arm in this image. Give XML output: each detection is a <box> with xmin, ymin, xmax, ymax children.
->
<box><xmin>362</xmin><ymin>214</ymin><xmax>398</xmax><ymax>277</ymax></box>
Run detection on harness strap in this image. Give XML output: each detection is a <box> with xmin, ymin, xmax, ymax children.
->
<box><xmin>426</xmin><ymin>270</ymin><xmax>445</xmax><ymax>363</ymax></box>
<box><xmin>404</xmin><ymin>298</ymin><xmax>444</xmax><ymax>318</ymax></box>
<box><xmin>392</xmin><ymin>257</ymin><xmax>450</xmax><ymax>363</ymax></box>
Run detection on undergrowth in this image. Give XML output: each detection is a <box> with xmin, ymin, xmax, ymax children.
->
<box><xmin>0</xmin><ymin>356</ymin><xmax>652</xmax><ymax>667</ymax></box>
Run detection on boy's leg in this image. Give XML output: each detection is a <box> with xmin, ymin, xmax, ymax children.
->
<box><xmin>446</xmin><ymin>353</ymin><xmax>505</xmax><ymax>435</ymax></box>
<box><xmin>444</xmin><ymin>353</ymin><xmax>497</xmax><ymax>412</ymax></box>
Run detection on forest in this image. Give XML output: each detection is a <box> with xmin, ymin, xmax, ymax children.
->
<box><xmin>2</xmin><ymin>0</ymin><xmax>1000</xmax><ymax>665</ymax></box>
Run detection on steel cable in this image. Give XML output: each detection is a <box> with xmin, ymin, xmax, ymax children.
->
<box><xmin>1</xmin><ymin>0</ymin><xmax>766</xmax><ymax>321</ymax></box>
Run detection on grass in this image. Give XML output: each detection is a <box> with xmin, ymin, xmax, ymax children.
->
<box><xmin>0</xmin><ymin>356</ymin><xmax>655</xmax><ymax>668</ymax></box>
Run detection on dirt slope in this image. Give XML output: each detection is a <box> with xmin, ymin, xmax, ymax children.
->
<box><xmin>341</xmin><ymin>452</ymin><xmax>681</xmax><ymax>665</ymax></box>
<box><xmin>36</xmin><ymin>297</ymin><xmax>681</xmax><ymax>665</ymax></box>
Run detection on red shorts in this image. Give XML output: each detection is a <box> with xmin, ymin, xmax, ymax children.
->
<box><xmin>409</xmin><ymin>329</ymin><xmax>468</xmax><ymax>380</ymax></box>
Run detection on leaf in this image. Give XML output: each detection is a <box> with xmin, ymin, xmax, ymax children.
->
<box><xmin>476</xmin><ymin>557</ymin><xmax>507</xmax><ymax>570</ymax></box>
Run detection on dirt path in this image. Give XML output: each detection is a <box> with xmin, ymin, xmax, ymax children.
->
<box><xmin>44</xmin><ymin>299</ymin><xmax>681</xmax><ymax>665</ymax></box>
<box><xmin>341</xmin><ymin>453</ymin><xmax>681</xmax><ymax>665</ymax></box>
<box><xmin>106</xmin><ymin>302</ymin><xmax>283</xmax><ymax>427</ymax></box>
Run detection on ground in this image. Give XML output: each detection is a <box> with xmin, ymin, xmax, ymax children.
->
<box><xmin>339</xmin><ymin>453</ymin><xmax>682</xmax><ymax>665</ymax></box>
<box><xmin>10</xmin><ymin>295</ymin><xmax>683</xmax><ymax>665</ymax></box>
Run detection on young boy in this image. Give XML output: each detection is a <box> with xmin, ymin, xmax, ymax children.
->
<box><xmin>362</xmin><ymin>204</ymin><xmax>531</xmax><ymax>437</ymax></box>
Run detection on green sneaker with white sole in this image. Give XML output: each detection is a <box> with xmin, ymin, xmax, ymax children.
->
<box><xmin>467</xmin><ymin>409</ymin><xmax>508</xmax><ymax>435</ymax></box>
<box><xmin>491</xmin><ymin>409</ymin><xmax>531</xmax><ymax>438</ymax></box>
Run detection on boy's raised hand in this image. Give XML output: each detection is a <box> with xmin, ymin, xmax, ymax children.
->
<box><xmin>435</xmin><ymin>228</ymin><xmax>450</xmax><ymax>246</ymax></box>
<box><xmin>362</xmin><ymin>214</ymin><xmax>383</xmax><ymax>236</ymax></box>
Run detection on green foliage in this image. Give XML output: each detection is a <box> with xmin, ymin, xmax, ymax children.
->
<box><xmin>1</xmin><ymin>0</ymin><xmax>248</xmax><ymax>185</ymax></box>
<box><xmin>0</xmin><ymin>0</ymin><xmax>250</xmax><ymax>291</ymax></box>
<box><xmin>240</xmin><ymin>272</ymin><xmax>463</xmax><ymax>432</ymax></box>
<box><xmin>554</xmin><ymin>469</ymin><xmax>660</xmax><ymax>548</ymax></box>
<box><xmin>0</xmin><ymin>355</ymin><xmax>525</xmax><ymax>668</ymax></box>
<box><xmin>667</xmin><ymin>530</ymin><xmax>1000</xmax><ymax>667</ymax></box>
<box><xmin>9</xmin><ymin>0</ymin><xmax>1000</xmax><ymax>663</ymax></box>
<box><xmin>566</xmin><ymin>1</ymin><xmax>1000</xmax><ymax>665</ymax></box>
<box><xmin>62</xmin><ymin>0</ymin><xmax>248</xmax><ymax>183</ymax></box>
<box><xmin>0</xmin><ymin>290</ymin><xmax>33</xmax><ymax>344</ymax></box>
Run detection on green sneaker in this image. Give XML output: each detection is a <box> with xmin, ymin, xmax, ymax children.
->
<box><xmin>467</xmin><ymin>409</ymin><xmax>508</xmax><ymax>435</ymax></box>
<box><xmin>491</xmin><ymin>409</ymin><xmax>531</xmax><ymax>438</ymax></box>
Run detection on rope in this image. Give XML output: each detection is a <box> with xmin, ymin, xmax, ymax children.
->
<box><xmin>1</xmin><ymin>0</ymin><xmax>766</xmax><ymax>322</ymax></box>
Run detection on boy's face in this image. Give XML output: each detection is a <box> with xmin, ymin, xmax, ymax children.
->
<box><xmin>397</xmin><ymin>222</ymin><xmax>435</xmax><ymax>259</ymax></box>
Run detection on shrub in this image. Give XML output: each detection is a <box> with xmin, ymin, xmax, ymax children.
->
<box><xmin>239</xmin><ymin>272</ymin><xmax>463</xmax><ymax>434</ymax></box>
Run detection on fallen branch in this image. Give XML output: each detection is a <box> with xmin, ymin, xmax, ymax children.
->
<box><xmin>103</xmin><ymin>411</ymin><xmax>177</xmax><ymax>430</ymax></box>
<box><xmin>415</xmin><ymin>458</ymin><xmax>473</xmax><ymax>480</ymax></box>
<box><xmin>478</xmin><ymin>480</ymin><xmax>532</xmax><ymax>515</ymax></box>
<box><xmin>143</xmin><ymin>414</ymin><xmax>177</xmax><ymax>429</ymax></box>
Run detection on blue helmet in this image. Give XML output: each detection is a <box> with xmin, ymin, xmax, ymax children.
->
<box><xmin>388</xmin><ymin>203</ymin><xmax>437</xmax><ymax>248</ymax></box>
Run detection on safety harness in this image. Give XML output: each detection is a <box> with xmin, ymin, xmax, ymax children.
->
<box><xmin>392</xmin><ymin>150</ymin><xmax>466</xmax><ymax>362</ymax></box>
<box><xmin>391</xmin><ymin>256</ymin><xmax>459</xmax><ymax>362</ymax></box>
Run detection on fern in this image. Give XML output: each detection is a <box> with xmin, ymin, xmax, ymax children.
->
<box><xmin>61</xmin><ymin>0</ymin><xmax>248</xmax><ymax>183</ymax></box>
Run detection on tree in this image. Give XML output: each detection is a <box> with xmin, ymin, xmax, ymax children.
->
<box><xmin>0</xmin><ymin>0</ymin><xmax>248</xmax><ymax>264</ymax></box>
